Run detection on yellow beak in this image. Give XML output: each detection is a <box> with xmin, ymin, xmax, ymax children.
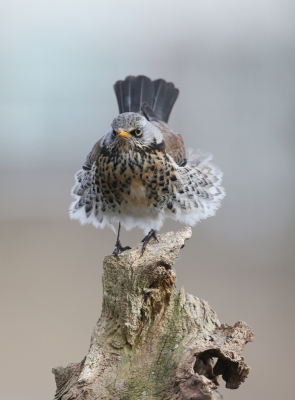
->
<box><xmin>117</xmin><ymin>130</ymin><xmax>131</xmax><ymax>138</ymax></box>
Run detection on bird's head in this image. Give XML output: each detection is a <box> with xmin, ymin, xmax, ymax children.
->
<box><xmin>102</xmin><ymin>112</ymin><xmax>163</xmax><ymax>148</ymax></box>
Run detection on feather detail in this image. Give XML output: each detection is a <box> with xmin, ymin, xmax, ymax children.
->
<box><xmin>113</xmin><ymin>75</ymin><xmax>179</xmax><ymax>123</ymax></box>
<box><xmin>69</xmin><ymin>140</ymin><xmax>225</xmax><ymax>236</ymax></box>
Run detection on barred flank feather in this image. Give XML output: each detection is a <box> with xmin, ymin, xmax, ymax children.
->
<box><xmin>113</xmin><ymin>75</ymin><xmax>179</xmax><ymax>123</ymax></box>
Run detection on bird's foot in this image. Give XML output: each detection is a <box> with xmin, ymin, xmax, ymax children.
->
<box><xmin>141</xmin><ymin>229</ymin><xmax>159</xmax><ymax>255</ymax></box>
<box><xmin>112</xmin><ymin>241</ymin><xmax>131</xmax><ymax>258</ymax></box>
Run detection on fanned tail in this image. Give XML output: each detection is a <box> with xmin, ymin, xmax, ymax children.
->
<box><xmin>113</xmin><ymin>75</ymin><xmax>179</xmax><ymax>123</ymax></box>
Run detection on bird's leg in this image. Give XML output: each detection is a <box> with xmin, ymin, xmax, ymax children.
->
<box><xmin>112</xmin><ymin>222</ymin><xmax>131</xmax><ymax>258</ymax></box>
<box><xmin>141</xmin><ymin>229</ymin><xmax>159</xmax><ymax>255</ymax></box>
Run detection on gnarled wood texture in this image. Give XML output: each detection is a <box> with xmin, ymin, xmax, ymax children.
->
<box><xmin>53</xmin><ymin>228</ymin><xmax>254</xmax><ymax>400</ymax></box>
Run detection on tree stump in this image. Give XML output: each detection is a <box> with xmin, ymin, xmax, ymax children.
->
<box><xmin>52</xmin><ymin>227</ymin><xmax>254</xmax><ymax>400</ymax></box>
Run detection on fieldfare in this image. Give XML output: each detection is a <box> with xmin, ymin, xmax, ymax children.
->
<box><xmin>70</xmin><ymin>76</ymin><xmax>225</xmax><ymax>257</ymax></box>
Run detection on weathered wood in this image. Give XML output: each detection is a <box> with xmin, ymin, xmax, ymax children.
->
<box><xmin>53</xmin><ymin>227</ymin><xmax>253</xmax><ymax>400</ymax></box>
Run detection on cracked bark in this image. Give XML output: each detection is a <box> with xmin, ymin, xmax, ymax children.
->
<box><xmin>52</xmin><ymin>227</ymin><xmax>254</xmax><ymax>400</ymax></box>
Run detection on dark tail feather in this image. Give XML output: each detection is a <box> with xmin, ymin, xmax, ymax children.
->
<box><xmin>113</xmin><ymin>75</ymin><xmax>179</xmax><ymax>123</ymax></box>
<box><xmin>152</xmin><ymin>79</ymin><xmax>179</xmax><ymax>123</ymax></box>
<box><xmin>141</xmin><ymin>103</ymin><xmax>159</xmax><ymax>122</ymax></box>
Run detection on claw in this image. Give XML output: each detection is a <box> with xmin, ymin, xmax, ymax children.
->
<box><xmin>112</xmin><ymin>242</ymin><xmax>131</xmax><ymax>258</ymax></box>
<box><xmin>141</xmin><ymin>229</ymin><xmax>158</xmax><ymax>254</ymax></box>
<box><xmin>112</xmin><ymin>222</ymin><xmax>131</xmax><ymax>258</ymax></box>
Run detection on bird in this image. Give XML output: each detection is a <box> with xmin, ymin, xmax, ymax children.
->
<box><xmin>70</xmin><ymin>75</ymin><xmax>225</xmax><ymax>257</ymax></box>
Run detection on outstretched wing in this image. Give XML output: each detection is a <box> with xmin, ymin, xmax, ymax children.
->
<box><xmin>70</xmin><ymin>137</ymin><xmax>103</xmax><ymax>219</ymax></box>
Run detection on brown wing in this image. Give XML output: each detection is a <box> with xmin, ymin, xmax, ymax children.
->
<box><xmin>151</xmin><ymin>120</ymin><xmax>186</xmax><ymax>165</ymax></box>
<box><xmin>84</xmin><ymin>137</ymin><xmax>104</xmax><ymax>166</ymax></box>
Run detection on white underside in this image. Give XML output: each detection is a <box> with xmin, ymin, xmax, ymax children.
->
<box><xmin>70</xmin><ymin>202</ymin><xmax>215</xmax><ymax>235</ymax></box>
<box><xmin>69</xmin><ymin>190</ymin><xmax>223</xmax><ymax>235</ymax></box>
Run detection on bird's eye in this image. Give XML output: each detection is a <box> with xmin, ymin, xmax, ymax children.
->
<box><xmin>135</xmin><ymin>128</ymin><xmax>142</xmax><ymax>136</ymax></box>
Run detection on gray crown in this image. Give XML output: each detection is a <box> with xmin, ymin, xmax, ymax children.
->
<box><xmin>111</xmin><ymin>113</ymin><xmax>145</xmax><ymax>132</ymax></box>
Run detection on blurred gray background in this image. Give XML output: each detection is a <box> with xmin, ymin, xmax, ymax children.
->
<box><xmin>0</xmin><ymin>1</ymin><xmax>294</xmax><ymax>399</ymax></box>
